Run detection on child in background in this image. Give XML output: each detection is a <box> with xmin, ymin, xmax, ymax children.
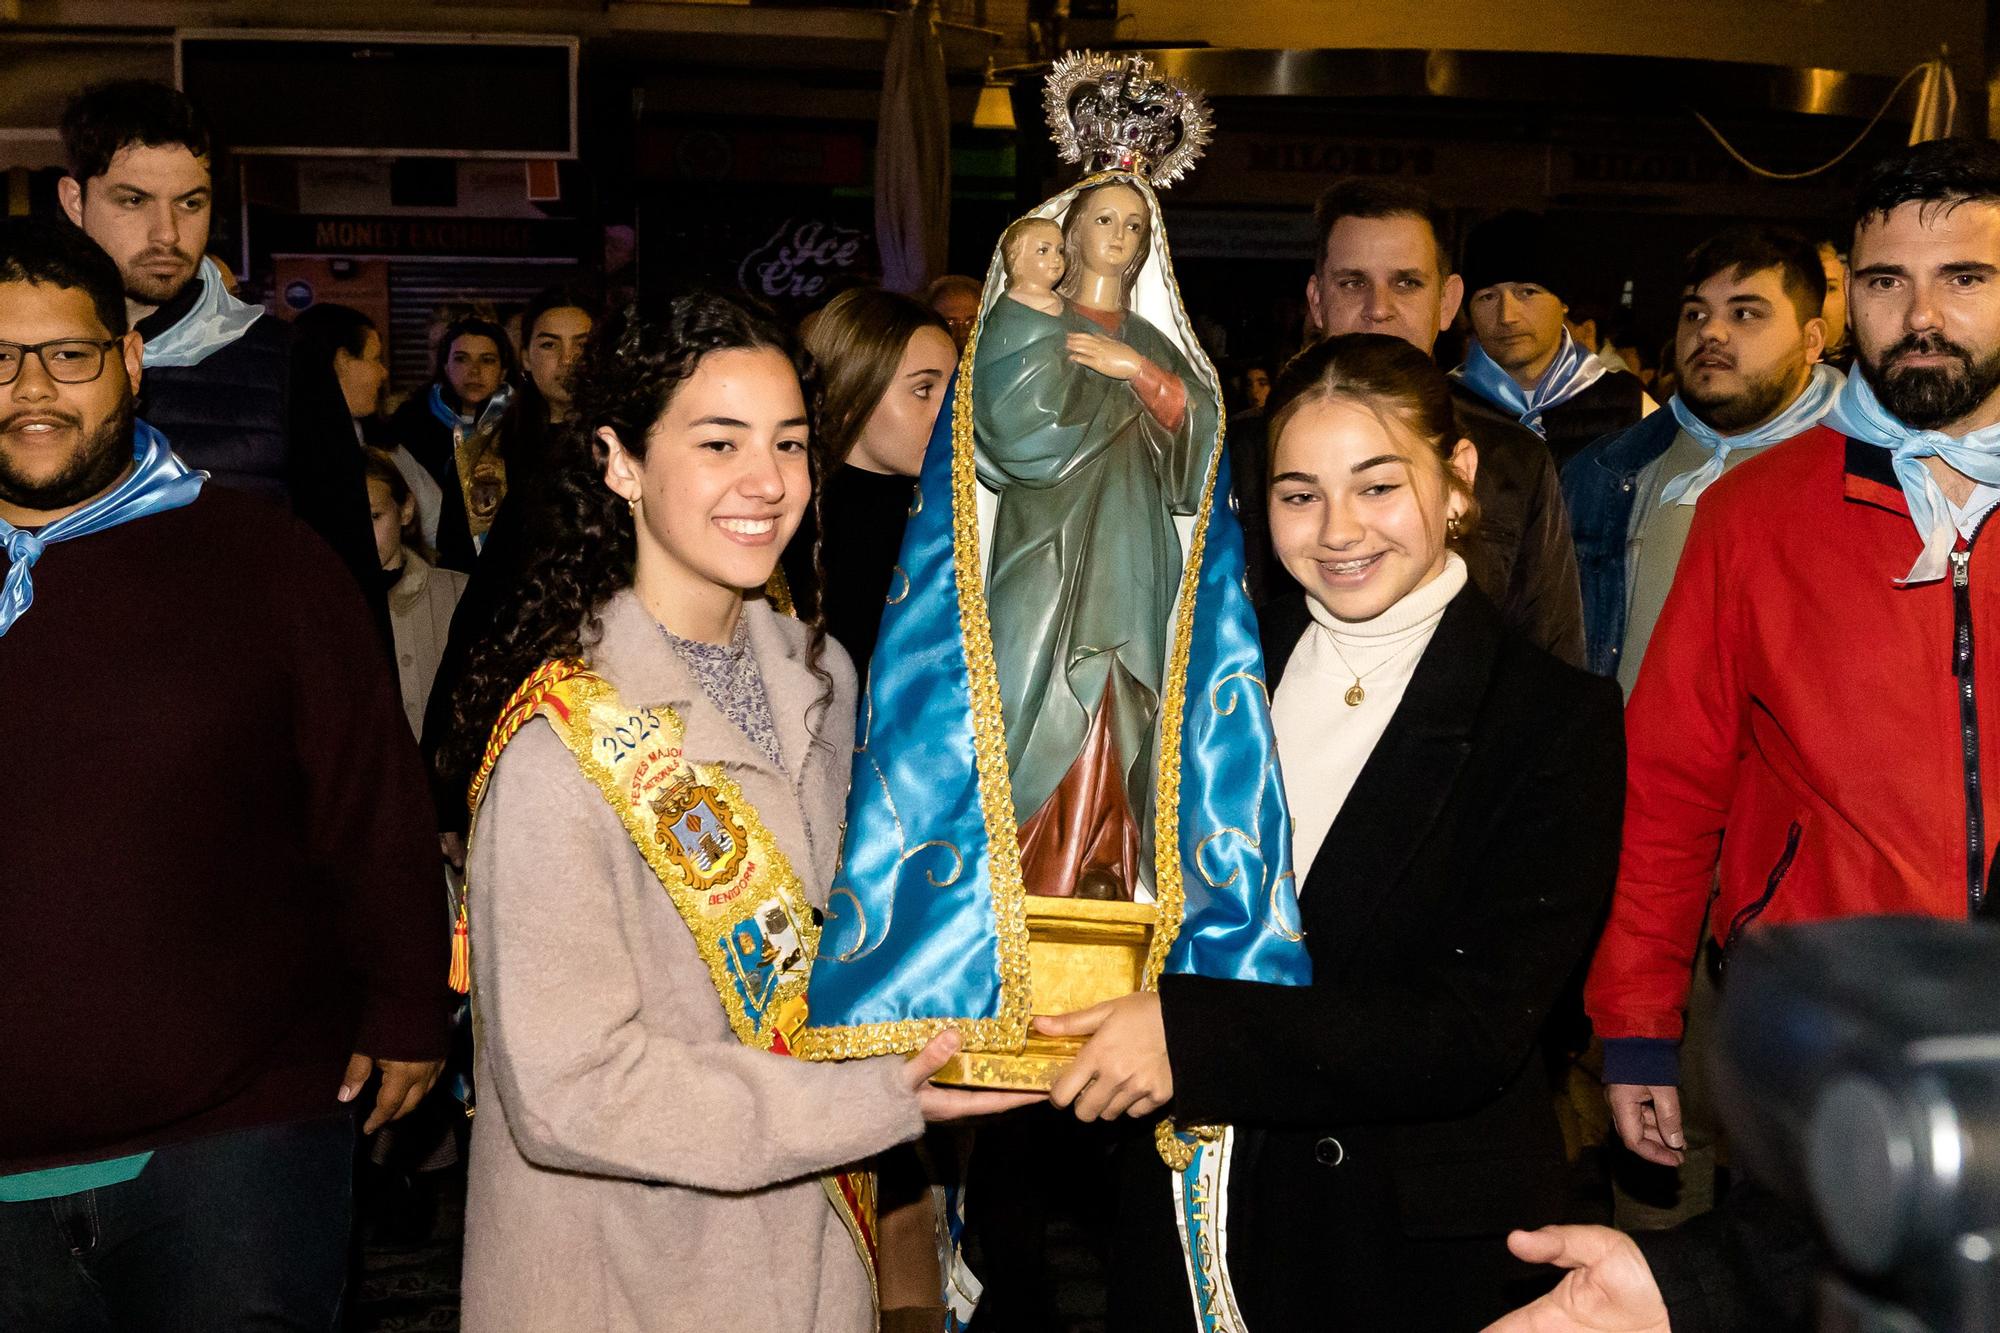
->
<box><xmin>365</xmin><ymin>447</ymin><xmax>469</xmax><ymax>737</ymax></box>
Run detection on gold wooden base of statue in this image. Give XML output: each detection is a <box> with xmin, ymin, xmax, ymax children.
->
<box><xmin>931</xmin><ymin>895</ymin><xmax>1156</xmax><ymax>1091</ymax></box>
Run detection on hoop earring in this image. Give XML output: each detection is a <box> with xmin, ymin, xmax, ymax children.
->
<box><xmin>1445</xmin><ymin>512</ymin><xmax>1463</xmax><ymax>540</ymax></box>
<box><xmin>628</xmin><ymin>496</ymin><xmax>640</xmax><ymax>516</ymax></box>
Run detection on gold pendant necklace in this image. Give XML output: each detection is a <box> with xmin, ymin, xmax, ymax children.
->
<box><xmin>1325</xmin><ymin>633</ymin><xmax>1424</xmax><ymax>708</ymax></box>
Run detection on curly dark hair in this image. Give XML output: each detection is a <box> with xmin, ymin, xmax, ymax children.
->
<box><xmin>438</xmin><ymin>290</ymin><xmax>830</xmax><ymax>809</ymax></box>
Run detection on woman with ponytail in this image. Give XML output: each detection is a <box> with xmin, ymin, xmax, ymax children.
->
<box><xmin>1042</xmin><ymin>334</ymin><xmax>1625</xmax><ymax>1330</ymax></box>
<box><xmin>450</xmin><ymin>292</ymin><xmax>1030</xmax><ymax>1333</ymax></box>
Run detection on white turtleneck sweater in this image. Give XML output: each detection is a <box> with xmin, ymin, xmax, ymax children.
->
<box><xmin>1271</xmin><ymin>552</ymin><xmax>1469</xmax><ymax>884</ymax></box>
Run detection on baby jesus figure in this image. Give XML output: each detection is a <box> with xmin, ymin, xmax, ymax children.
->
<box><xmin>999</xmin><ymin>216</ymin><xmax>1065</xmax><ymax>317</ymax></box>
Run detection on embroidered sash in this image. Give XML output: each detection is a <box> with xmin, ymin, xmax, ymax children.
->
<box><xmin>460</xmin><ymin>658</ymin><xmax>879</xmax><ymax>1295</ymax></box>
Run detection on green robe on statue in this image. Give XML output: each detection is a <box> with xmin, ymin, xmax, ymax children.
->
<box><xmin>973</xmin><ymin>295</ymin><xmax>1214</xmax><ymax>891</ymax></box>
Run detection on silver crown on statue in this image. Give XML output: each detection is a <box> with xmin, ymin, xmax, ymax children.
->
<box><xmin>1043</xmin><ymin>51</ymin><xmax>1213</xmax><ymax>189</ymax></box>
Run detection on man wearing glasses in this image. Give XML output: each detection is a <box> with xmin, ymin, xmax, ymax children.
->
<box><xmin>0</xmin><ymin>216</ymin><xmax>446</xmax><ymax>1330</ymax></box>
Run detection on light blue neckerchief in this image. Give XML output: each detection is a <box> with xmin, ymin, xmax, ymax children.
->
<box><xmin>1825</xmin><ymin>369</ymin><xmax>2000</xmax><ymax>584</ymax></box>
<box><xmin>1452</xmin><ymin>329</ymin><xmax>1609</xmax><ymax>439</ymax></box>
<box><xmin>1660</xmin><ymin>363</ymin><xmax>1844</xmax><ymax>507</ymax></box>
<box><xmin>0</xmin><ymin>420</ymin><xmax>205</xmax><ymax>637</ymax></box>
<box><xmin>140</xmin><ymin>258</ymin><xmax>263</xmax><ymax>369</ymax></box>
<box><xmin>427</xmin><ymin>381</ymin><xmax>512</xmax><ymax>438</ymax></box>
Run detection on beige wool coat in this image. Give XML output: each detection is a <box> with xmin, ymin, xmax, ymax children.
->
<box><xmin>387</xmin><ymin>551</ymin><xmax>468</xmax><ymax>738</ymax></box>
<box><xmin>461</xmin><ymin>589</ymin><xmax>924</xmax><ymax>1333</ymax></box>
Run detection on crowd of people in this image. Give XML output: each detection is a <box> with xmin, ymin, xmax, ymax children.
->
<box><xmin>5</xmin><ymin>73</ymin><xmax>2000</xmax><ymax>1333</ymax></box>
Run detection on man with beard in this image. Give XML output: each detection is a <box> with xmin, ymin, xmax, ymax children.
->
<box><xmin>1230</xmin><ymin>179</ymin><xmax>1585</xmax><ymax>664</ymax></box>
<box><xmin>1565</xmin><ymin>226</ymin><xmax>1837</xmax><ymax>687</ymax></box>
<box><xmin>57</xmin><ymin>80</ymin><xmax>386</xmax><ymax>641</ymax></box>
<box><xmin>1585</xmin><ymin>139</ymin><xmax>2000</xmax><ymax>1182</ymax></box>
<box><xmin>0</xmin><ymin>217</ymin><xmax>445</xmax><ymax>1327</ymax></box>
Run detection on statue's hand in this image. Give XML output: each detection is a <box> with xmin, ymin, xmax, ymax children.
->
<box><xmin>1065</xmin><ymin>331</ymin><xmax>1143</xmax><ymax>381</ymax></box>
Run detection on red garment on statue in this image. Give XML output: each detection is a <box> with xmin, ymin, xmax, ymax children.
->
<box><xmin>1070</xmin><ymin>301</ymin><xmax>1188</xmax><ymax>433</ymax></box>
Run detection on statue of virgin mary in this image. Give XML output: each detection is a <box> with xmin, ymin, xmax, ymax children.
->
<box><xmin>798</xmin><ymin>46</ymin><xmax>1304</xmax><ymax>1074</ymax></box>
<box><xmin>976</xmin><ymin>174</ymin><xmax>1213</xmax><ymax>902</ymax></box>
<box><xmin>798</xmin><ymin>53</ymin><xmax>1308</xmax><ymax>1332</ymax></box>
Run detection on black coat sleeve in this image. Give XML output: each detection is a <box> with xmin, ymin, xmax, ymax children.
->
<box><xmin>1159</xmin><ymin>676</ymin><xmax>1625</xmax><ymax>1128</ymax></box>
<box><xmin>1505</xmin><ymin>445</ymin><xmax>1588</xmax><ymax>669</ymax></box>
<box><xmin>1633</xmin><ymin>1181</ymin><xmax>1819</xmax><ymax>1333</ymax></box>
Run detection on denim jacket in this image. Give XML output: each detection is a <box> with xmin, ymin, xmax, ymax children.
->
<box><xmin>1559</xmin><ymin>410</ymin><xmax>1682</xmax><ymax>677</ymax></box>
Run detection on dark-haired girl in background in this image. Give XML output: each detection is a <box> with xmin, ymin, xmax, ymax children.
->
<box><xmin>293</xmin><ymin>301</ymin><xmax>445</xmax><ymax>549</ymax></box>
<box><xmin>446</xmin><ymin>292</ymin><xmax>1029</xmax><ymax>1333</ymax></box>
<box><xmin>390</xmin><ymin>316</ymin><xmax>517</xmax><ymax>571</ymax></box>
<box><xmin>501</xmin><ymin>287</ymin><xmax>595</xmax><ymax>491</ymax></box>
<box><xmin>1040</xmin><ymin>332</ymin><xmax>1626</xmax><ymax>1331</ymax></box>
<box><xmin>778</xmin><ymin>286</ymin><xmax>956</xmax><ymax>677</ymax></box>
<box><xmin>417</xmin><ymin>290</ymin><xmax>598</xmax><ymax>852</ymax></box>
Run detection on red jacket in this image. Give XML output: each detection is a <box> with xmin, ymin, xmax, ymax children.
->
<box><xmin>1586</xmin><ymin>426</ymin><xmax>2000</xmax><ymax>1085</ymax></box>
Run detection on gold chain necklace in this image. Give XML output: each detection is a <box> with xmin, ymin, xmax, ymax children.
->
<box><xmin>1320</xmin><ymin>631</ymin><xmax>1427</xmax><ymax>707</ymax></box>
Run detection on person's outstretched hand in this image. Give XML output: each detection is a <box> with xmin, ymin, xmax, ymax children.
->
<box><xmin>904</xmin><ymin>1031</ymin><xmax>1045</xmax><ymax>1121</ymax></box>
<box><xmin>1479</xmin><ymin>1226</ymin><xmax>1671</xmax><ymax>1333</ymax></box>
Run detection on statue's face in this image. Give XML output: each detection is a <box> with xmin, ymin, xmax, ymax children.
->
<box><xmin>1008</xmin><ymin>221</ymin><xmax>1065</xmax><ymax>290</ymax></box>
<box><xmin>1074</xmin><ymin>184</ymin><xmax>1148</xmax><ymax>278</ymax></box>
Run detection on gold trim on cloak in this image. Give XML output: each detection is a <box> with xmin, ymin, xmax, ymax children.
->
<box><xmin>792</xmin><ymin>170</ymin><xmax>1227</xmax><ymax>1065</ymax></box>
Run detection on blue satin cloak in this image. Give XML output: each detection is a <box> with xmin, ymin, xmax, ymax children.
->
<box><xmin>799</xmin><ymin>361</ymin><xmax>1308</xmax><ymax>1058</ymax></box>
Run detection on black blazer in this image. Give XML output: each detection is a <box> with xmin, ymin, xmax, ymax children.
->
<box><xmin>1111</xmin><ymin>585</ymin><xmax>1624</xmax><ymax>1332</ymax></box>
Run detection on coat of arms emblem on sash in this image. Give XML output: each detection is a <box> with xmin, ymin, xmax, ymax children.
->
<box><xmin>651</xmin><ymin>771</ymin><xmax>750</xmax><ymax>890</ymax></box>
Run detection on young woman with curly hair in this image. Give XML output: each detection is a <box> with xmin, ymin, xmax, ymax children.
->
<box><xmin>447</xmin><ymin>291</ymin><xmax>1030</xmax><ymax>1333</ymax></box>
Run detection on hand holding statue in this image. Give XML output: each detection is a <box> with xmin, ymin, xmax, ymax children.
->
<box><xmin>905</xmin><ymin>1030</ymin><xmax>1046</xmax><ymax>1121</ymax></box>
<box><xmin>1036</xmin><ymin>991</ymin><xmax>1173</xmax><ymax>1121</ymax></box>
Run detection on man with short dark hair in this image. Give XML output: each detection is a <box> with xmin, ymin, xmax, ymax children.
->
<box><xmin>1456</xmin><ymin>210</ymin><xmax>1654</xmax><ymax>468</ymax></box>
<box><xmin>1586</xmin><ymin>139</ymin><xmax>2000</xmax><ymax>1178</ymax></box>
<box><xmin>0</xmin><ymin>216</ymin><xmax>445</xmax><ymax>1328</ymax></box>
<box><xmin>1565</xmin><ymin>226</ymin><xmax>1837</xmax><ymax>685</ymax></box>
<box><xmin>1231</xmin><ymin>178</ymin><xmax>1585</xmax><ymax>664</ymax></box>
<box><xmin>57</xmin><ymin>79</ymin><xmax>385</xmax><ymax>637</ymax></box>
